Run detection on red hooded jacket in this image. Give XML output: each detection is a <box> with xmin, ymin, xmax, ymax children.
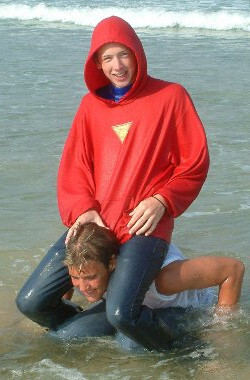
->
<box><xmin>57</xmin><ymin>16</ymin><xmax>209</xmax><ymax>243</ymax></box>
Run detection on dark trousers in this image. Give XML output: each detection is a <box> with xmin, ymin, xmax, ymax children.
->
<box><xmin>106</xmin><ymin>235</ymin><xmax>179</xmax><ymax>350</ymax></box>
<box><xmin>16</xmin><ymin>232</ymin><xmax>182</xmax><ymax>350</ymax></box>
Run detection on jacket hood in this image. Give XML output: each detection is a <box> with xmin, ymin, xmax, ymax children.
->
<box><xmin>84</xmin><ymin>16</ymin><xmax>148</xmax><ymax>102</ymax></box>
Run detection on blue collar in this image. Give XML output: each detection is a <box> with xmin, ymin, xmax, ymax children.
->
<box><xmin>97</xmin><ymin>83</ymin><xmax>133</xmax><ymax>102</ymax></box>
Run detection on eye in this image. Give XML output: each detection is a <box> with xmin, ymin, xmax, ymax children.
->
<box><xmin>70</xmin><ymin>275</ymin><xmax>80</xmax><ymax>280</ymax></box>
<box><xmin>102</xmin><ymin>56</ymin><xmax>111</xmax><ymax>62</ymax></box>
<box><xmin>120</xmin><ymin>51</ymin><xmax>129</xmax><ymax>57</ymax></box>
<box><xmin>86</xmin><ymin>275</ymin><xmax>97</xmax><ymax>280</ymax></box>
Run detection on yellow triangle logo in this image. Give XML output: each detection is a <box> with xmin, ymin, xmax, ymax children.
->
<box><xmin>112</xmin><ymin>122</ymin><xmax>132</xmax><ymax>143</ymax></box>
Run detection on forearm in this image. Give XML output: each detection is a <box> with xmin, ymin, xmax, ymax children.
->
<box><xmin>156</xmin><ymin>156</ymin><xmax>209</xmax><ymax>218</ymax></box>
<box><xmin>57</xmin><ymin>104</ymin><xmax>98</xmax><ymax>227</ymax></box>
<box><xmin>155</xmin><ymin>256</ymin><xmax>245</xmax><ymax>309</ymax></box>
<box><xmin>157</xmin><ymin>101</ymin><xmax>210</xmax><ymax>218</ymax></box>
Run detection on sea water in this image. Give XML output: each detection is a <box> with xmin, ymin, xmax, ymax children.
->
<box><xmin>0</xmin><ymin>0</ymin><xmax>249</xmax><ymax>379</ymax></box>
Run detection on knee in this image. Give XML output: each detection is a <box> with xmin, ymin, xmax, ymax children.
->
<box><xmin>106</xmin><ymin>303</ymin><xmax>133</xmax><ymax>331</ymax></box>
<box><xmin>15</xmin><ymin>287</ymin><xmax>43</xmax><ymax>319</ymax></box>
<box><xmin>15</xmin><ymin>290</ymin><xmax>30</xmax><ymax>317</ymax></box>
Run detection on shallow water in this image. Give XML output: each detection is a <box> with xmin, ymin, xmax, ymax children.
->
<box><xmin>1</xmin><ymin>0</ymin><xmax>250</xmax><ymax>378</ymax></box>
<box><xmin>1</xmin><ymin>308</ymin><xmax>249</xmax><ymax>379</ymax></box>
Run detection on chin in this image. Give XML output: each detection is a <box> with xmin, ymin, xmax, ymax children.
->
<box><xmin>114</xmin><ymin>80</ymin><xmax>130</xmax><ymax>88</ymax></box>
<box><xmin>86</xmin><ymin>295</ymin><xmax>102</xmax><ymax>303</ymax></box>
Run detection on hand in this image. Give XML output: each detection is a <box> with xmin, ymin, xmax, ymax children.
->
<box><xmin>127</xmin><ymin>195</ymin><xmax>166</xmax><ymax>236</ymax></box>
<box><xmin>65</xmin><ymin>210</ymin><xmax>106</xmax><ymax>245</ymax></box>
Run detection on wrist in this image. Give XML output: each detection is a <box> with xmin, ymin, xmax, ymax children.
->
<box><xmin>152</xmin><ymin>194</ymin><xmax>167</xmax><ymax>209</ymax></box>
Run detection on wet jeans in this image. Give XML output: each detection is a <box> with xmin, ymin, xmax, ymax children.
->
<box><xmin>106</xmin><ymin>235</ymin><xmax>175</xmax><ymax>350</ymax></box>
<box><xmin>16</xmin><ymin>232</ymin><xmax>181</xmax><ymax>350</ymax></box>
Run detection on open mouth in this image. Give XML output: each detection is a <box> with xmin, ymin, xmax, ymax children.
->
<box><xmin>114</xmin><ymin>71</ymin><xmax>127</xmax><ymax>79</ymax></box>
<box><xmin>84</xmin><ymin>290</ymin><xmax>96</xmax><ymax>296</ymax></box>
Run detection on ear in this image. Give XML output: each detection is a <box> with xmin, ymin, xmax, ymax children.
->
<box><xmin>108</xmin><ymin>255</ymin><xmax>117</xmax><ymax>271</ymax></box>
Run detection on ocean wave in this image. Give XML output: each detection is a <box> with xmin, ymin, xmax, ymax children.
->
<box><xmin>0</xmin><ymin>3</ymin><xmax>249</xmax><ymax>32</ymax></box>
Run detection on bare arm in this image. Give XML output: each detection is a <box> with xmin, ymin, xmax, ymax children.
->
<box><xmin>155</xmin><ymin>256</ymin><xmax>245</xmax><ymax>308</ymax></box>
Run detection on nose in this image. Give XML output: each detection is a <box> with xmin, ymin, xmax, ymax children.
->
<box><xmin>113</xmin><ymin>56</ymin><xmax>123</xmax><ymax>71</ymax></box>
<box><xmin>79</xmin><ymin>279</ymin><xmax>90</xmax><ymax>293</ymax></box>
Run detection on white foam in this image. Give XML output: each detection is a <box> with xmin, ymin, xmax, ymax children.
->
<box><xmin>239</xmin><ymin>203</ymin><xmax>250</xmax><ymax>210</ymax></box>
<box><xmin>30</xmin><ymin>358</ymin><xmax>87</xmax><ymax>380</ymax></box>
<box><xmin>187</xmin><ymin>346</ymin><xmax>217</xmax><ymax>359</ymax></box>
<box><xmin>0</xmin><ymin>3</ymin><xmax>249</xmax><ymax>32</ymax></box>
<box><xmin>183</xmin><ymin>208</ymin><xmax>222</xmax><ymax>218</ymax></box>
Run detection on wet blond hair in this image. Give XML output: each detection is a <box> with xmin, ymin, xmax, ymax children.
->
<box><xmin>64</xmin><ymin>222</ymin><xmax>119</xmax><ymax>271</ymax></box>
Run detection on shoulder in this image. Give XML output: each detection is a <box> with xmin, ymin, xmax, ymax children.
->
<box><xmin>148</xmin><ymin>77</ymin><xmax>189</xmax><ymax>96</ymax></box>
<box><xmin>75</xmin><ymin>92</ymin><xmax>101</xmax><ymax>117</ymax></box>
<box><xmin>144</xmin><ymin>77</ymin><xmax>191</xmax><ymax>110</ymax></box>
<box><xmin>80</xmin><ymin>92</ymin><xmax>94</xmax><ymax>106</ymax></box>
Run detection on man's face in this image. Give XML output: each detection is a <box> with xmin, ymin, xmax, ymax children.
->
<box><xmin>96</xmin><ymin>42</ymin><xmax>137</xmax><ymax>88</ymax></box>
<box><xmin>69</xmin><ymin>258</ymin><xmax>115</xmax><ymax>303</ymax></box>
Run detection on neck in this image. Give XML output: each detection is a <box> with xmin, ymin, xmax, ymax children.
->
<box><xmin>109</xmin><ymin>83</ymin><xmax>133</xmax><ymax>102</ymax></box>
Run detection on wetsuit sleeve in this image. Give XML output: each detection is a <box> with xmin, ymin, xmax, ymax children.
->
<box><xmin>157</xmin><ymin>88</ymin><xmax>209</xmax><ymax>217</ymax></box>
<box><xmin>57</xmin><ymin>100</ymin><xmax>100</xmax><ymax>227</ymax></box>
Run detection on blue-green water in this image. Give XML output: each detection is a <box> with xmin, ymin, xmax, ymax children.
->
<box><xmin>0</xmin><ymin>1</ymin><xmax>249</xmax><ymax>379</ymax></box>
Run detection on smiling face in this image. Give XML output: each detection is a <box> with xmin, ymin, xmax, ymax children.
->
<box><xmin>96</xmin><ymin>42</ymin><xmax>137</xmax><ymax>88</ymax></box>
<box><xmin>68</xmin><ymin>257</ymin><xmax>116</xmax><ymax>303</ymax></box>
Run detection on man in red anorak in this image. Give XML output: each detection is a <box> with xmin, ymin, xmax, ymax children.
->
<box><xmin>16</xmin><ymin>16</ymin><xmax>209</xmax><ymax>351</ymax></box>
